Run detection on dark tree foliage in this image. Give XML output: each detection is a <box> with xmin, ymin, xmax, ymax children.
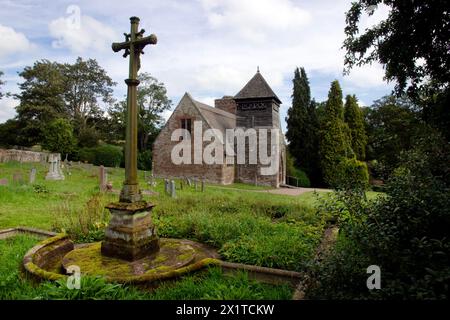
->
<box><xmin>309</xmin><ymin>129</ymin><xmax>450</xmax><ymax>299</ymax></box>
<box><xmin>319</xmin><ymin>80</ymin><xmax>353</xmax><ymax>185</ymax></box>
<box><xmin>285</xmin><ymin>67</ymin><xmax>320</xmax><ymax>185</ymax></box>
<box><xmin>344</xmin><ymin>95</ymin><xmax>367</xmax><ymax>160</ymax></box>
<box><xmin>364</xmin><ymin>95</ymin><xmax>423</xmax><ymax>177</ymax></box>
<box><xmin>14</xmin><ymin>60</ymin><xmax>67</xmax><ymax>146</ymax></box>
<box><xmin>109</xmin><ymin>72</ymin><xmax>170</xmax><ymax>151</ymax></box>
<box><xmin>63</xmin><ymin>57</ymin><xmax>116</xmax><ymax>134</ymax></box>
<box><xmin>343</xmin><ymin>0</ymin><xmax>450</xmax><ymax>95</ymax></box>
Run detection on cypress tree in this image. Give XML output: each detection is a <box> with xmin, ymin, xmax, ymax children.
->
<box><xmin>285</xmin><ymin>67</ymin><xmax>320</xmax><ymax>184</ymax></box>
<box><xmin>344</xmin><ymin>94</ymin><xmax>367</xmax><ymax>160</ymax></box>
<box><xmin>319</xmin><ymin>80</ymin><xmax>352</xmax><ymax>185</ymax></box>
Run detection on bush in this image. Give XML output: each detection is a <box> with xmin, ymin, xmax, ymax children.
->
<box><xmin>77</xmin><ymin>144</ymin><xmax>123</xmax><ymax>167</ymax></box>
<box><xmin>309</xmin><ymin>131</ymin><xmax>450</xmax><ymax>299</ymax></box>
<box><xmin>77</xmin><ymin>147</ymin><xmax>96</xmax><ymax>163</ymax></box>
<box><xmin>137</xmin><ymin>149</ymin><xmax>152</xmax><ymax>171</ymax></box>
<box><xmin>77</xmin><ymin>126</ymin><xmax>101</xmax><ymax>148</ymax></box>
<box><xmin>333</xmin><ymin>157</ymin><xmax>369</xmax><ymax>191</ymax></box>
<box><xmin>94</xmin><ymin>144</ymin><xmax>123</xmax><ymax>167</ymax></box>
<box><xmin>41</xmin><ymin>118</ymin><xmax>77</xmax><ymax>155</ymax></box>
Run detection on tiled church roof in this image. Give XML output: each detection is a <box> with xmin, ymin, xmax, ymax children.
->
<box><xmin>234</xmin><ymin>71</ymin><xmax>281</xmax><ymax>104</ymax></box>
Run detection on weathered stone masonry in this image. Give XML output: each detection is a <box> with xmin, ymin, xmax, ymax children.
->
<box><xmin>152</xmin><ymin>71</ymin><xmax>286</xmax><ymax>187</ymax></box>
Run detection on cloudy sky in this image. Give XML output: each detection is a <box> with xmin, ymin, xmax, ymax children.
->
<box><xmin>0</xmin><ymin>0</ymin><xmax>394</xmax><ymax>130</ymax></box>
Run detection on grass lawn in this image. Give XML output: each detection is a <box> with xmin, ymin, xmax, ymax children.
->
<box><xmin>0</xmin><ymin>160</ymin><xmax>379</xmax><ymax>299</ymax></box>
<box><xmin>0</xmin><ymin>235</ymin><xmax>292</xmax><ymax>300</ymax></box>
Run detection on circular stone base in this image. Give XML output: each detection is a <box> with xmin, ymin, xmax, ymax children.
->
<box><xmin>62</xmin><ymin>239</ymin><xmax>197</xmax><ymax>279</ymax></box>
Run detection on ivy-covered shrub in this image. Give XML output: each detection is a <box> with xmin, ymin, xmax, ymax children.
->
<box><xmin>333</xmin><ymin>157</ymin><xmax>369</xmax><ymax>191</ymax></box>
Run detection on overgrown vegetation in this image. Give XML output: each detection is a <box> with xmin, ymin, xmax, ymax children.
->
<box><xmin>308</xmin><ymin>130</ymin><xmax>450</xmax><ymax>299</ymax></box>
<box><xmin>0</xmin><ymin>235</ymin><xmax>292</xmax><ymax>300</ymax></box>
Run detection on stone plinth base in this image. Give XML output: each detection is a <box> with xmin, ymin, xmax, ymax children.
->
<box><xmin>101</xmin><ymin>201</ymin><xmax>160</xmax><ymax>261</ymax></box>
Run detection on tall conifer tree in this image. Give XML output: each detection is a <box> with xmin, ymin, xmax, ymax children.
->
<box><xmin>319</xmin><ymin>80</ymin><xmax>352</xmax><ymax>185</ymax></box>
<box><xmin>344</xmin><ymin>94</ymin><xmax>367</xmax><ymax>160</ymax></box>
<box><xmin>285</xmin><ymin>67</ymin><xmax>320</xmax><ymax>184</ymax></box>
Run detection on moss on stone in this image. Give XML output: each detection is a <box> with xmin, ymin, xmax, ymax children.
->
<box><xmin>24</xmin><ymin>262</ymin><xmax>66</xmax><ymax>281</ymax></box>
<box><xmin>63</xmin><ymin>242</ymin><xmax>133</xmax><ymax>277</ymax></box>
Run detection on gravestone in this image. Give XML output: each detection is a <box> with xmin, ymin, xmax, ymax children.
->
<box><xmin>194</xmin><ymin>179</ymin><xmax>198</xmax><ymax>191</ymax></box>
<box><xmin>29</xmin><ymin>168</ymin><xmax>37</xmax><ymax>184</ymax></box>
<box><xmin>99</xmin><ymin>166</ymin><xmax>107</xmax><ymax>191</ymax></box>
<box><xmin>186</xmin><ymin>178</ymin><xmax>191</xmax><ymax>187</ymax></box>
<box><xmin>201</xmin><ymin>179</ymin><xmax>205</xmax><ymax>192</ymax></box>
<box><xmin>0</xmin><ymin>178</ymin><xmax>8</xmax><ymax>186</ymax></box>
<box><xmin>164</xmin><ymin>179</ymin><xmax>169</xmax><ymax>194</ymax></box>
<box><xmin>170</xmin><ymin>180</ymin><xmax>176</xmax><ymax>198</ymax></box>
<box><xmin>13</xmin><ymin>172</ymin><xmax>24</xmax><ymax>184</ymax></box>
<box><xmin>45</xmin><ymin>153</ymin><xmax>65</xmax><ymax>180</ymax></box>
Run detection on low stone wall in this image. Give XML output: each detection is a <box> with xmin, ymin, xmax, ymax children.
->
<box><xmin>0</xmin><ymin>148</ymin><xmax>49</xmax><ymax>163</ymax></box>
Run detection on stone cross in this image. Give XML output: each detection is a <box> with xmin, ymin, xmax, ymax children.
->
<box><xmin>112</xmin><ymin>16</ymin><xmax>157</xmax><ymax>203</ymax></box>
<box><xmin>29</xmin><ymin>168</ymin><xmax>36</xmax><ymax>184</ymax></box>
<box><xmin>45</xmin><ymin>153</ymin><xmax>65</xmax><ymax>180</ymax></box>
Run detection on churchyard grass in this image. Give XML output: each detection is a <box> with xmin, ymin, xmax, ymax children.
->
<box><xmin>0</xmin><ymin>161</ymin><xmax>380</xmax><ymax>299</ymax></box>
<box><xmin>0</xmin><ymin>235</ymin><xmax>292</xmax><ymax>300</ymax></box>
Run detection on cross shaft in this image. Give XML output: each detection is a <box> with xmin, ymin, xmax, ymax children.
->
<box><xmin>112</xmin><ymin>16</ymin><xmax>157</xmax><ymax>203</ymax></box>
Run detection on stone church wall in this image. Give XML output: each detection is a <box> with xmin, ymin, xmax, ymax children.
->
<box><xmin>153</xmin><ymin>97</ymin><xmax>232</xmax><ymax>184</ymax></box>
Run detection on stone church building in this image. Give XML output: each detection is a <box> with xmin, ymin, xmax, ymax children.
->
<box><xmin>152</xmin><ymin>70</ymin><xmax>286</xmax><ymax>187</ymax></box>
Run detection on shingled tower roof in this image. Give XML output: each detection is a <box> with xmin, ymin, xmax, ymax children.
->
<box><xmin>234</xmin><ymin>70</ymin><xmax>281</xmax><ymax>104</ymax></box>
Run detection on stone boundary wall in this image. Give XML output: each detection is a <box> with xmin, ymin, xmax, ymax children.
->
<box><xmin>0</xmin><ymin>148</ymin><xmax>50</xmax><ymax>163</ymax></box>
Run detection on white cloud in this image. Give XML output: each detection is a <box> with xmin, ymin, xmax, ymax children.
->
<box><xmin>344</xmin><ymin>63</ymin><xmax>388</xmax><ymax>88</ymax></box>
<box><xmin>0</xmin><ymin>24</ymin><xmax>33</xmax><ymax>58</ymax></box>
<box><xmin>0</xmin><ymin>97</ymin><xmax>18</xmax><ymax>123</ymax></box>
<box><xmin>201</xmin><ymin>0</ymin><xmax>311</xmax><ymax>42</ymax></box>
<box><xmin>49</xmin><ymin>14</ymin><xmax>116</xmax><ymax>53</ymax></box>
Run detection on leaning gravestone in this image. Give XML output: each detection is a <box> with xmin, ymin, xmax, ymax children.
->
<box><xmin>45</xmin><ymin>153</ymin><xmax>65</xmax><ymax>180</ymax></box>
<box><xmin>29</xmin><ymin>168</ymin><xmax>37</xmax><ymax>184</ymax></box>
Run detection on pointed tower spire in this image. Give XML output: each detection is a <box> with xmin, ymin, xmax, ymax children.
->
<box><xmin>257</xmin><ymin>66</ymin><xmax>260</xmax><ymax>73</ymax></box>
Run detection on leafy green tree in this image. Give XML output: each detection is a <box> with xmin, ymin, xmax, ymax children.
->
<box><xmin>343</xmin><ymin>0</ymin><xmax>450</xmax><ymax>95</ymax></box>
<box><xmin>364</xmin><ymin>95</ymin><xmax>423</xmax><ymax>177</ymax></box>
<box><xmin>285</xmin><ymin>67</ymin><xmax>320</xmax><ymax>184</ymax></box>
<box><xmin>42</xmin><ymin>118</ymin><xmax>77</xmax><ymax>156</ymax></box>
<box><xmin>0</xmin><ymin>119</ymin><xmax>20</xmax><ymax>147</ymax></box>
<box><xmin>14</xmin><ymin>60</ymin><xmax>67</xmax><ymax>146</ymax></box>
<box><xmin>344</xmin><ymin>95</ymin><xmax>367</xmax><ymax>160</ymax></box>
<box><xmin>63</xmin><ymin>57</ymin><xmax>116</xmax><ymax>142</ymax></box>
<box><xmin>319</xmin><ymin>80</ymin><xmax>353</xmax><ymax>186</ymax></box>
<box><xmin>109</xmin><ymin>72</ymin><xmax>171</xmax><ymax>151</ymax></box>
